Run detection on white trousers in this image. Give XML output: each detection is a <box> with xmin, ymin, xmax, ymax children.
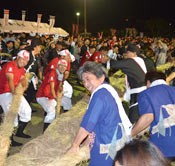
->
<box><xmin>61</xmin><ymin>96</ymin><xmax>72</xmax><ymax>110</ymax></box>
<box><xmin>63</xmin><ymin>80</ymin><xmax>73</xmax><ymax>98</ymax></box>
<box><xmin>0</xmin><ymin>92</ymin><xmax>32</xmax><ymax>127</ymax></box>
<box><xmin>62</xmin><ymin>80</ymin><xmax>73</xmax><ymax>110</ymax></box>
<box><xmin>36</xmin><ymin>97</ymin><xmax>57</xmax><ymax>123</ymax></box>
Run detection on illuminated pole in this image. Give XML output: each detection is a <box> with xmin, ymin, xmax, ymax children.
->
<box><xmin>76</xmin><ymin>12</ymin><xmax>80</xmax><ymax>34</ymax></box>
<box><xmin>84</xmin><ymin>0</ymin><xmax>87</xmax><ymax>36</ymax></box>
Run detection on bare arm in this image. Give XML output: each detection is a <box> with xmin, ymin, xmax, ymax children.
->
<box><xmin>64</xmin><ymin>71</ymin><xmax>70</xmax><ymax>80</ymax></box>
<box><xmin>38</xmin><ymin>66</ymin><xmax>43</xmax><ymax>80</ymax></box>
<box><xmin>6</xmin><ymin>73</ymin><xmax>15</xmax><ymax>94</ymax></box>
<box><xmin>166</xmin><ymin>72</ymin><xmax>175</xmax><ymax>85</ymax></box>
<box><xmin>69</xmin><ymin>127</ymin><xmax>89</xmax><ymax>153</ymax></box>
<box><xmin>50</xmin><ymin>82</ymin><xmax>57</xmax><ymax>99</ymax></box>
<box><xmin>131</xmin><ymin>113</ymin><xmax>154</xmax><ymax>137</ymax></box>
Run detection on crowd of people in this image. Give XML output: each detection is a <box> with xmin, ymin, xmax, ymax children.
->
<box><xmin>0</xmin><ymin>31</ymin><xmax>175</xmax><ymax>165</ymax></box>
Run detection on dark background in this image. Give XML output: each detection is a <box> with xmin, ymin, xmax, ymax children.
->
<box><xmin>0</xmin><ymin>0</ymin><xmax>175</xmax><ymax>35</ymax></box>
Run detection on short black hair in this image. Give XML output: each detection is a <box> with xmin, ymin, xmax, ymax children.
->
<box><xmin>6</xmin><ymin>40</ymin><xmax>14</xmax><ymax>45</ymax></box>
<box><xmin>99</xmin><ymin>46</ymin><xmax>108</xmax><ymax>52</ymax></box>
<box><xmin>56</xmin><ymin>41</ymin><xmax>64</xmax><ymax>46</ymax></box>
<box><xmin>31</xmin><ymin>38</ymin><xmax>42</xmax><ymax>48</ymax></box>
<box><xmin>145</xmin><ymin>70</ymin><xmax>166</xmax><ymax>83</ymax></box>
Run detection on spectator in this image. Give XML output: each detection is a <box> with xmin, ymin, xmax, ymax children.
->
<box><xmin>0</xmin><ymin>33</ymin><xmax>7</xmax><ymax>53</ymax></box>
<box><xmin>151</xmin><ymin>39</ymin><xmax>168</xmax><ymax>66</ymax></box>
<box><xmin>79</xmin><ymin>38</ymin><xmax>91</xmax><ymax>57</ymax></box>
<box><xmin>107</xmin><ymin>44</ymin><xmax>122</xmax><ymax>60</ymax></box>
<box><xmin>79</xmin><ymin>45</ymin><xmax>96</xmax><ymax>67</ymax></box>
<box><xmin>89</xmin><ymin>46</ymin><xmax>109</xmax><ymax>65</ymax></box>
<box><xmin>47</xmin><ymin>41</ymin><xmax>65</xmax><ymax>63</ymax></box>
<box><xmin>6</xmin><ymin>40</ymin><xmax>18</xmax><ymax>57</ymax></box>
<box><xmin>19</xmin><ymin>39</ymin><xmax>30</xmax><ymax>50</ymax></box>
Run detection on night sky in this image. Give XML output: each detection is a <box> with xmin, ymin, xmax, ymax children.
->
<box><xmin>0</xmin><ymin>0</ymin><xmax>174</xmax><ymax>34</ymax></box>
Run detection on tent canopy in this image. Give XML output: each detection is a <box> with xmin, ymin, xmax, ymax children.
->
<box><xmin>0</xmin><ymin>19</ymin><xmax>69</xmax><ymax>36</ymax></box>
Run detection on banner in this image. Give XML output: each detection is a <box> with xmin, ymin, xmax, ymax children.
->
<box><xmin>3</xmin><ymin>9</ymin><xmax>9</xmax><ymax>26</ymax></box>
<box><xmin>75</xmin><ymin>24</ymin><xmax>79</xmax><ymax>34</ymax></box>
<box><xmin>72</xmin><ymin>24</ymin><xmax>75</xmax><ymax>35</ymax></box>
<box><xmin>49</xmin><ymin>15</ymin><xmax>55</xmax><ymax>29</ymax></box>
<box><xmin>37</xmin><ymin>14</ymin><xmax>42</xmax><ymax>32</ymax></box>
<box><xmin>22</xmin><ymin>10</ymin><xmax>26</xmax><ymax>25</ymax></box>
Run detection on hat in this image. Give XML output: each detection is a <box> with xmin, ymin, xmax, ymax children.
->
<box><xmin>59</xmin><ymin>49</ymin><xmax>75</xmax><ymax>62</ymax></box>
<box><xmin>58</xmin><ymin>59</ymin><xmax>68</xmax><ymax>67</ymax></box>
<box><xmin>58</xmin><ymin>49</ymin><xmax>69</xmax><ymax>56</ymax></box>
<box><xmin>17</xmin><ymin>50</ymin><xmax>30</xmax><ymax>61</ymax></box>
<box><xmin>126</xmin><ymin>43</ymin><xmax>140</xmax><ymax>54</ymax></box>
<box><xmin>31</xmin><ymin>38</ymin><xmax>42</xmax><ymax>48</ymax></box>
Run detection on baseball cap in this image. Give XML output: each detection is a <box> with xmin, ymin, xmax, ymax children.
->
<box><xmin>30</xmin><ymin>38</ymin><xmax>42</xmax><ymax>48</ymax></box>
<box><xmin>59</xmin><ymin>49</ymin><xmax>69</xmax><ymax>56</ymax></box>
<box><xmin>17</xmin><ymin>50</ymin><xmax>30</xmax><ymax>61</ymax></box>
<box><xmin>126</xmin><ymin>43</ymin><xmax>140</xmax><ymax>55</ymax></box>
<box><xmin>59</xmin><ymin>49</ymin><xmax>75</xmax><ymax>62</ymax></box>
<box><xmin>58</xmin><ymin>59</ymin><xmax>68</xmax><ymax>67</ymax></box>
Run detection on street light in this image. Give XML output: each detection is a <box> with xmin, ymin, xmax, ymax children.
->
<box><xmin>84</xmin><ymin>0</ymin><xmax>87</xmax><ymax>36</ymax></box>
<box><xmin>76</xmin><ymin>12</ymin><xmax>80</xmax><ymax>27</ymax></box>
<box><xmin>76</xmin><ymin>12</ymin><xmax>80</xmax><ymax>34</ymax></box>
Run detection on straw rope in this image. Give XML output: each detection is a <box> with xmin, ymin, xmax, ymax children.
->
<box><xmin>6</xmin><ymin>96</ymin><xmax>90</xmax><ymax>166</ymax></box>
<box><xmin>0</xmin><ymin>83</ymin><xmax>23</xmax><ymax>166</ymax></box>
<box><xmin>0</xmin><ymin>72</ymin><xmax>31</xmax><ymax>166</ymax></box>
<box><xmin>56</xmin><ymin>90</ymin><xmax>63</xmax><ymax>116</ymax></box>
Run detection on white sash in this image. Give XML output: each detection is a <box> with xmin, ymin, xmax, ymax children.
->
<box><xmin>150</xmin><ymin>79</ymin><xmax>167</xmax><ymax>87</ymax></box>
<box><xmin>132</xmin><ymin>56</ymin><xmax>147</xmax><ymax>74</ymax></box>
<box><xmin>89</xmin><ymin>83</ymin><xmax>132</xmax><ymax>136</ymax></box>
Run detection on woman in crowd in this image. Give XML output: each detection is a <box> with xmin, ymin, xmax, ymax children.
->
<box><xmin>68</xmin><ymin>61</ymin><xmax>132</xmax><ymax>166</ymax></box>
